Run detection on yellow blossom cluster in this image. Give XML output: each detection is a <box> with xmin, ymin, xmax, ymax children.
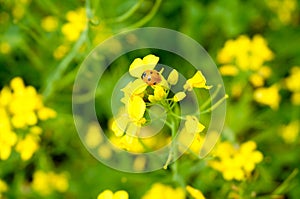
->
<box><xmin>142</xmin><ymin>183</ymin><xmax>185</xmax><ymax>199</ymax></box>
<box><xmin>285</xmin><ymin>66</ymin><xmax>300</xmax><ymax>105</ymax></box>
<box><xmin>209</xmin><ymin>141</ymin><xmax>263</xmax><ymax>181</ymax></box>
<box><xmin>218</xmin><ymin>35</ymin><xmax>273</xmax><ymax>87</ymax></box>
<box><xmin>0</xmin><ymin>77</ymin><xmax>56</xmax><ymax>161</ymax></box>
<box><xmin>62</xmin><ymin>7</ymin><xmax>87</xmax><ymax>41</ymax></box>
<box><xmin>32</xmin><ymin>170</ymin><xmax>69</xmax><ymax>196</ymax></box>
<box><xmin>266</xmin><ymin>0</ymin><xmax>297</xmax><ymax>25</ymax></box>
<box><xmin>97</xmin><ymin>189</ymin><xmax>129</xmax><ymax>199</ymax></box>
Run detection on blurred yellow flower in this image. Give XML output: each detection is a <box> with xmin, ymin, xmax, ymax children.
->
<box><xmin>0</xmin><ymin>179</ymin><xmax>8</xmax><ymax>197</ymax></box>
<box><xmin>209</xmin><ymin>141</ymin><xmax>263</xmax><ymax>181</ymax></box>
<box><xmin>266</xmin><ymin>0</ymin><xmax>297</xmax><ymax>25</ymax></box>
<box><xmin>41</xmin><ymin>16</ymin><xmax>59</xmax><ymax>32</ymax></box>
<box><xmin>219</xmin><ymin>64</ymin><xmax>239</xmax><ymax>76</ymax></box>
<box><xmin>0</xmin><ymin>42</ymin><xmax>11</xmax><ymax>54</ymax></box>
<box><xmin>184</xmin><ymin>71</ymin><xmax>212</xmax><ymax>91</ymax></box>
<box><xmin>0</xmin><ymin>77</ymin><xmax>56</xmax><ymax>161</ymax></box>
<box><xmin>32</xmin><ymin>170</ymin><xmax>69</xmax><ymax>196</ymax></box>
<box><xmin>97</xmin><ymin>189</ymin><xmax>129</xmax><ymax>199</ymax></box>
<box><xmin>279</xmin><ymin>121</ymin><xmax>299</xmax><ymax>143</ymax></box>
<box><xmin>285</xmin><ymin>67</ymin><xmax>300</xmax><ymax>92</ymax></box>
<box><xmin>15</xmin><ymin>134</ymin><xmax>39</xmax><ymax>161</ymax></box>
<box><xmin>186</xmin><ymin>185</ymin><xmax>206</xmax><ymax>199</ymax></box>
<box><xmin>62</xmin><ymin>8</ymin><xmax>87</xmax><ymax>41</ymax></box>
<box><xmin>218</xmin><ymin>35</ymin><xmax>273</xmax><ymax>71</ymax></box>
<box><xmin>253</xmin><ymin>84</ymin><xmax>281</xmax><ymax>110</ymax></box>
<box><xmin>142</xmin><ymin>183</ymin><xmax>185</xmax><ymax>199</ymax></box>
<box><xmin>53</xmin><ymin>44</ymin><xmax>70</xmax><ymax>60</ymax></box>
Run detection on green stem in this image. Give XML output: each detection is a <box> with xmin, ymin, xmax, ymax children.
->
<box><xmin>201</xmin><ymin>94</ymin><xmax>228</xmax><ymax>114</ymax></box>
<box><xmin>107</xmin><ymin>0</ymin><xmax>144</xmax><ymax>23</ymax></box>
<box><xmin>123</xmin><ymin>0</ymin><xmax>162</xmax><ymax>30</ymax></box>
<box><xmin>273</xmin><ymin>169</ymin><xmax>298</xmax><ymax>195</ymax></box>
<box><xmin>200</xmin><ymin>84</ymin><xmax>222</xmax><ymax>110</ymax></box>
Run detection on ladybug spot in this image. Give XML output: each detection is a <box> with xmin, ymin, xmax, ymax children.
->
<box><xmin>150</xmin><ymin>71</ymin><xmax>153</xmax><ymax>74</ymax></box>
<box><xmin>148</xmin><ymin>77</ymin><xmax>151</xmax><ymax>81</ymax></box>
<box><xmin>153</xmin><ymin>82</ymin><xmax>157</xmax><ymax>85</ymax></box>
<box><xmin>141</xmin><ymin>72</ymin><xmax>146</xmax><ymax>79</ymax></box>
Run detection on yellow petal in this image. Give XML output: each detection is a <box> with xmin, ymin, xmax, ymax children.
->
<box><xmin>113</xmin><ymin>190</ymin><xmax>129</xmax><ymax>199</ymax></box>
<box><xmin>128</xmin><ymin>96</ymin><xmax>146</xmax><ymax>121</ymax></box>
<box><xmin>184</xmin><ymin>71</ymin><xmax>212</xmax><ymax>91</ymax></box>
<box><xmin>186</xmin><ymin>185</ymin><xmax>206</xmax><ymax>199</ymax></box>
<box><xmin>97</xmin><ymin>190</ymin><xmax>114</xmax><ymax>199</ymax></box>
<box><xmin>129</xmin><ymin>54</ymin><xmax>159</xmax><ymax>78</ymax></box>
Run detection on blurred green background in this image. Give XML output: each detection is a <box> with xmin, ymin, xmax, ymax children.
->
<box><xmin>0</xmin><ymin>0</ymin><xmax>300</xmax><ymax>198</ymax></box>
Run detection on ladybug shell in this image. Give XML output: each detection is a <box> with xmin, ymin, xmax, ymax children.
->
<box><xmin>141</xmin><ymin>70</ymin><xmax>162</xmax><ymax>86</ymax></box>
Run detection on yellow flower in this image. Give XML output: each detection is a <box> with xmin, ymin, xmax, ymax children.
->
<box><xmin>0</xmin><ymin>179</ymin><xmax>8</xmax><ymax>197</ymax></box>
<box><xmin>148</xmin><ymin>85</ymin><xmax>167</xmax><ymax>102</ymax></box>
<box><xmin>142</xmin><ymin>183</ymin><xmax>185</xmax><ymax>199</ymax></box>
<box><xmin>32</xmin><ymin>171</ymin><xmax>69</xmax><ymax>196</ymax></box>
<box><xmin>285</xmin><ymin>67</ymin><xmax>300</xmax><ymax>92</ymax></box>
<box><xmin>279</xmin><ymin>121</ymin><xmax>299</xmax><ymax>143</ymax></box>
<box><xmin>219</xmin><ymin>64</ymin><xmax>239</xmax><ymax>76</ymax></box>
<box><xmin>53</xmin><ymin>44</ymin><xmax>70</xmax><ymax>59</ymax></box>
<box><xmin>0</xmin><ymin>77</ymin><xmax>56</xmax><ymax>160</ymax></box>
<box><xmin>266</xmin><ymin>0</ymin><xmax>297</xmax><ymax>25</ymax></box>
<box><xmin>218</xmin><ymin>35</ymin><xmax>274</xmax><ymax>73</ymax></box>
<box><xmin>167</xmin><ymin>69</ymin><xmax>179</xmax><ymax>85</ymax></box>
<box><xmin>41</xmin><ymin>16</ymin><xmax>58</xmax><ymax>32</ymax></box>
<box><xmin>173</xmin><ymin>92</ymin><xmax>186</xmax><ymax>102</ymax></box>
<box><xmin>184</xmin><ymin>71</ymin><xmax>212</xmax><ymax>91</ymax></box>
<box><xmin>0</xmin><ymin>107</ymin><xmax>17</xmax><ymax>160</ymax></box>
<box><xmin>129</xmin><ymin>54</ymin><xmax>159</xmax><ymax>78</ymax></box>
<box><xmin>291</xmin><ymin>92</ymin><xmax>300</xmax><ymax>105</ymax></box>
<box><xmin>249</xmin><ymin>73</ymin><xmax>264</xmax><ymax>87</ymax></box>
<box><xmin>128</xmin><ymin>95</ymin><xmax>146</xmax><ymax>124</ymax></box>
<box><xmin>62</xmin><ymin>8</ymin><xmax>87</xmax><ymax>41</ymax></box>
<box><xmin>185</xmin><ymin>115</ymin><xmax>205</xmax><ymax>134</ymax></box>
<box><xmin>253</xmin><ymin>84</ymin><xmax>281</xmax><ymax>110</ymax></box>
<box><xmin>186</xmin><ymin>186</ymin><xmax>206</xmax><ymax>199</ymax></box>
<box><xmin>97</xmin><ymin>190</ymin><xmax>129</xmax><ymax>199</ymax></box>
<box><xmin>15</xmin><ymin>134</ymin><xmax>39</xmax><ymax>161</ymax></box>
<box><xmin>209</xmin><ymin>141</ymin><xmax>263</xmax><ymax>181</ymax></box>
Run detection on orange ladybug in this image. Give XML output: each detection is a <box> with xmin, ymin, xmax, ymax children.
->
<box><xmin>141</xmin><ymin>70</ymin><xmax>162</xmax><ymax>86</ymax></box>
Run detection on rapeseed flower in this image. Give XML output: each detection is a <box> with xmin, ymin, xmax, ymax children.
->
<box><xmin>184</xmin><ymin>71</ymin><xmax>212</xmax><ymax>91</ymax></box>
<box><xmin>279</xmin><ymin>121</ymin><xmax>299</xmax><ymax>143</ymax></box>
<box><xmin>0</xmin><ymin>77</ymin><xmax>56</xmax><ymax>161</ymax></box>
<box><xmin>97</xmin><ymin>189</ymin><xmax>129</xmax><ymax>199</ymax></box>
<box><xmin>266</xmin><ymin>0</ymin><xmax>297</xmax><ymax>25</ymax></box>
<box><xmin>218</xmin><ymin>35</ymin><xmax>273</xmax><ymax>87</ymax></box>
<box><xmin>62</xmin><ymin>8</ymin><xmax>87</xmax><ymax>41</ymax></box>
<box><xmin>209</xmin><ymin>141</ymin><xmax>263</xmax><ymax>181</ymax></box>
<box><xmin>41</xmin><ymin>16</ymin><xmax>59</xmax><ymax>32</ymax></box>
<box><xmin>142</xmin><ymin>183</ymin><xmax>185</xmax><ymax>199</ymax></box>
<box><xmin>32</xmin><ymin>170</ymin><xmax>69</xmax><ymax>196</ymax></box>
<box><xmin>253</xmin><ymin>84</ymin><xmax>281</xmax><ymax>110</ymax></box>
<box><xmin>285</xmin><ymin>66</ymin><xmax>300</xmax><ymax>105</ymax></box>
